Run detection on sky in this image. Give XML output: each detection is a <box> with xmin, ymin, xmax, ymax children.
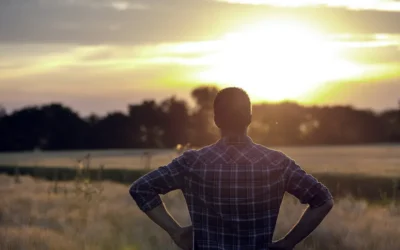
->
<box><xmin>0</xmin><ymin>0</ymin><xmax>400</xmax><ymax>115</ymax></box>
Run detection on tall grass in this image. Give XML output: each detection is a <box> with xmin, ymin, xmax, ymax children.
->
<box><xmin>1</xmin><ymin>175</ymin><xmax>400</xmax><ymax>250</ymax></box>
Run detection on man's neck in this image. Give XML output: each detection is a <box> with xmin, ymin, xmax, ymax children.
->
<box><xmin>220</xmin><ymin>130</ymin><xmax>247</xmax><ymax>138</ymax></box>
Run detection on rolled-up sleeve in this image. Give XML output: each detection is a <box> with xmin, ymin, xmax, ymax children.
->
<box><xmin>129</xmin><ymin>154</ymin><xmax>187</xmax><ymax>212</ymax></box>
<box><xmin>283</xmin><ymin>157</ymin><xmax>333</xmax><ymax>208</ymax></box>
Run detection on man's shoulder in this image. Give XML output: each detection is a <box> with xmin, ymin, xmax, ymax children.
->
<box><xmin>180</xmin><ymin>143</ymin><xmax>217</xmax><ymax>159</ymax></box>
<box><xmin>251</xmin><ymin>143</ymin><xmax>290</xmax><ymax>165</ymax></box>
<box><xmin>178</xmin><ymin>142</ymin><xmax>291</xmax><ymax>167</ymax></box>
<box><xmin>177</xmin><ymin>143</ymin><xmax>221</xmax><ymax>166</ymax></box>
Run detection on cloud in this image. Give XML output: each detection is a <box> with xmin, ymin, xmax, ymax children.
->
<box><xmin>327</xmin><ymin>34</ymin><xmax>400</xmax><ymax>64</ymax></box>
<box><xmin>1</xmin><ymin>0</ymin><xmax>400</xmax><ymax>45</ymax></box>
<box><xmin>342</xmin><ymin>45</ymin><xmax>400</xmax><ymax>64</ymax></box>
<box><xmin>0</xmin><ymin>42</ymin><xmax>215</xmax><ymax>81</ymax></box>
<box><xmin>110</xmin><ymin>1</ymin><xmax>148</xmax><ymax>11</ymax></box>
<box><xmin>1</xmin><ymin>31</ymin><xmax>399</xmax><ymax>81</ymax></box>
<box><xmin>66</xmin><ymin>0</ymin><xmax>150</xmax><ymax>10</ymax></box>
<box><xmin>219</xmin><ymin>0</ymin><xmax>400</xmax><ymax>11</ymax></box>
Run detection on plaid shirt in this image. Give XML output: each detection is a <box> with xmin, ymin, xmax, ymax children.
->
<box><xmin>130</xmin><ymin>136</ymin><xmax>332</xmax><ymax>250</ymax></box>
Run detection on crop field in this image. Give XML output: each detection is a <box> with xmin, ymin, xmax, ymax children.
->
<box><xmin>1</xmin><ymin>145</ymin><xmax>400</xmax><ymax>176</ymax></box>
<box><xmin>1</xmin><ymin>175</ymin><xmax>400</xmax><ymax>250</ymax></box>
<box><xmin>1</xmin><ymin>145</ymin><xmax>400</xmax><ymax>249</ymax></box>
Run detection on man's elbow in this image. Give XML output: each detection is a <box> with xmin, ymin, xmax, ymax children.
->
<box><xmin>129</xmin><ymin>181</ymin><xmax>141</xmax><ymax>200</ymax></box>
<box><xmin>128</xmin><ymin>181</ymin><xmax>162</xmax><ymax>212</ymax></box>
<box><xmin>310</xmin><ymin>198</ymin><xmax>334</xmax><ymax>212</ymax></box>
<box><xmin>321</xmin><ymin>198</ymin><xmax>334</xmax><ymax>212</ymax></box>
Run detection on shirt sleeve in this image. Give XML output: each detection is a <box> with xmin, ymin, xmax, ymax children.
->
<box><xmin>283</xmin><ymin>156</ymin><xmax>333</xmax><ymax>208</ymax></box>
<box><xmin>129</xmin><ymin>154</ymin><xmax>188</xmax><ymax>212</ymax></box>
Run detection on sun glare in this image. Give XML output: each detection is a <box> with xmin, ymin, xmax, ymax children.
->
<box><xmin>197</xmin><ymin>20</ymin><xmax>364</xmax><ymax>101</ymax></box>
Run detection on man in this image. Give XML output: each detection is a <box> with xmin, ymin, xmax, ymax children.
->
<box><xmin>130</xmin><ymin>87</ymin><xmax>333</xmax><ymax>250</ymax></box>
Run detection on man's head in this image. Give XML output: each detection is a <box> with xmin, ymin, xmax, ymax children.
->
<box><xmin>213</xmin><ymin>87</ymin><xmax>252</xmax><ymax>134</ymax></box>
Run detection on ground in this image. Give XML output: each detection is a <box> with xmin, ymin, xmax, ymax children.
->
<box><xmin>1</xmin><ymin>175</ymin><xmax>400</xmax><ymax>250</ymax></box>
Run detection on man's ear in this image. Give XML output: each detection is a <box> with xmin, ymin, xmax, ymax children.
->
<box><xmin>214</xmin><ymin>115</ymin><xmax>222</xmax><ymax>129</ymax></box>
<box><xmin>246</xmin><ymin>114</ymin><xmax>252</xmax><ymax>127</ymax></box>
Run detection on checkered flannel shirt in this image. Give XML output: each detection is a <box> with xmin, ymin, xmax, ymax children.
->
<box><xmin>130</xmin><ymin>135</ymin><xmax>332</xmax><ymax>250</ymax></box>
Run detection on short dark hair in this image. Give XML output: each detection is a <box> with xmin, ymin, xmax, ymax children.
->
<box><xmin>213</xmin><ymin>87</ymin><xmax>252</xmax><ymax>132</ymax></box>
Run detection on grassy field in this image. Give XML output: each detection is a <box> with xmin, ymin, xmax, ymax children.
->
<box><xmin>1</xmin><ymin>175</ymin><xmax>400</xmax><ymax>250</ymax></box>
<box><xmin>1</xmin><ymin>145</ymin><xmax>400</xmax><ymax>249</ymax></box>
<box><xmin>1</xmin><ymin>145</ymin><xmax>400</xmax><ymax>176</ymax></box>
<box><xmin>1</xmin><ymin>145</ymin><xmax>400</xmax><ymax>203</ymax></box>
<box><xmin>0</xmin><ymin>149</ymin><xmax>176</xmax><ymax>170</ymax></box>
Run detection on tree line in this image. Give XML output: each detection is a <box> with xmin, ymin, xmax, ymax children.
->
<box><xmin>0</xmin><ymin>86</ymin><xmax>399</xmax><ymax>151</ymax></box>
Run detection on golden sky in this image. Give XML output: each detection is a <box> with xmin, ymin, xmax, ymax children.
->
<box><xmin>0</xmin><ymin>0</ymin><xmax>399</xmax><ymax>115</ymax></box>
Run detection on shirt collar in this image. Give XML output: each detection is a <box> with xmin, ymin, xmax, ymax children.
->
<box><xmin>217</xmin><ymin>135</ymin><xmax>253</xmax><ymax>147</ymax></box>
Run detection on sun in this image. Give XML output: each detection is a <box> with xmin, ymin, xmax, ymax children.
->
<box><xmin>197</xmin><ymin>20</ymin><xmax>364</xmax><ymax>102</ymax></box>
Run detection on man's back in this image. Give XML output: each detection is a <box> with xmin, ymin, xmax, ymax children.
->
<box><xmin>183</xmin><ymin>135</ymin><xmax>287</xmax><ymax>249</ymax></box>
<box><xmin>131</xmin><ymin>135</ymin><xmax>332</xmax><ymax>250</ymax></box>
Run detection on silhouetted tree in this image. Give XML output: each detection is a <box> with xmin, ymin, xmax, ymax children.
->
<box><xmin>0</xmin><ymin>85</ymin><xmax>399</xmax><ymax>151</ymax></box>
<box><xmin>0</xmin><ymin>105</ymin><xmax>5</xmax><ymax>118</ymax></box>
<box><xmin>380</xmin><ymin>110</ymin><xmax>400</xmax><ymax>142</ymax></box>
<box><xmin>251</xmin><ymin>102</ymin><xmax>306</xmax><ymax>145</ymax></box>
<box><xmin>40</xmin><ymin>104</ymin><xmax>88</xmax><ymax>150</ymax></box>
<box><xmin>308</xmin><ymin>106</ymin><xmax>385</xmax><ymax>144</ymax></box>
<box><xmin>191</xmin><ymin>86</ymin><xmax>219</xmax><ymax>111</ymax></box>
<box><xmin>0</xmin><ymin>106</ymin><xmax>43</xmax><ymax>151</ymax></box>
<box><xmin>160</xmin><ymin>97</ymin><xmax>190</xmax><ymax>147</ymax></box>
<box><xmin>189</xmin><ymin>86</ymin><xmax>219</xmax><ymax>146</ymax></box>
<box><xmin>129</xmin><ymin>100</ymin><xmax>164</xmax><ymax>148</ymax></box>
<box><xmin>92</xmin><ymin>112</ymin><xmax>131</xmax><ymax>149</ymax></box>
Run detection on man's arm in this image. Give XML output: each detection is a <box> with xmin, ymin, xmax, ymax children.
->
<box><xmin>270</xmin><ymin>200</ymin><xmax>333</xmax><ymax>249</ymax></box>
<box><xmin>270</xmin><ymin>157</ymin><xmax>334</xmax><ymax>250</ymax></box>
<box><xmin>146</xmin><ymin>204</ymin><xmax>193</xmax><ymax>250</ymax></box>
<box><xmin>145</xmin><ymin>203</ymin><xmax>181</xmax><ymax>234</ymax></box>
<box><xmin>129</xmin><ymin>154</ymin><xmax>193</xmax><ymax>249</ymax></box>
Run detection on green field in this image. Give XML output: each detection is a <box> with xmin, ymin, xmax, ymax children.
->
<box><xmin>1</xmin><ymin>145</ymin><xmax>400</xmax><ymax>176</ymax></box>
<box><xmin>1</xmin><ymin>145</ymin><xmax>400</xmax><ymax>203</ymax></box>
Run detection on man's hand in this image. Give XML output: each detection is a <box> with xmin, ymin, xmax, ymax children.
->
<box><xmin>144</xmin><ymin>204</ymin><xmax>192</xmax><ymax>249</ymax></box>
<box><xmin>170</xmin><ymin>226</ymin><xmax>193</xmax><ymax>250</ymax></box>
<box><xmin>268</xmin><ymin>239</ymin><xmax>294</xmax><ymax>250</ymax></box>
